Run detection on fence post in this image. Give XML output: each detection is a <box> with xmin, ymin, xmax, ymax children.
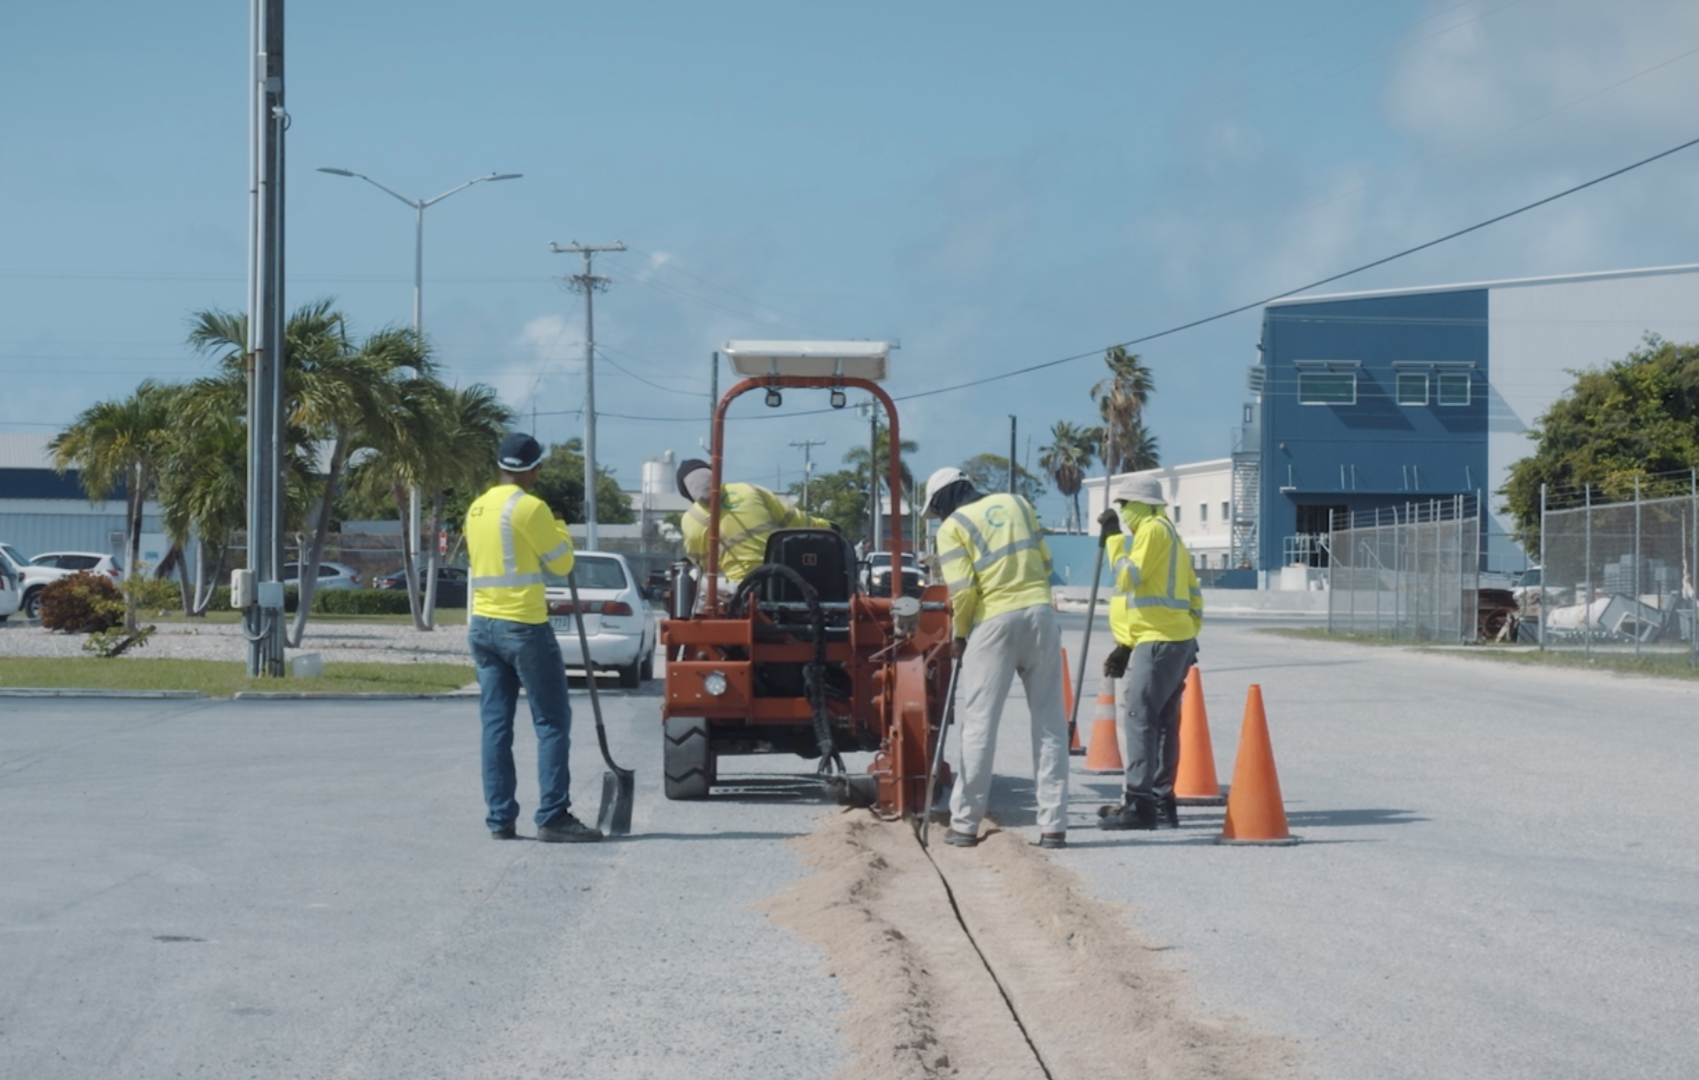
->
<box><xmin>1584</xmin><ymin>484</ymin><xmax>1593</xmax><ymax>663</ymax></box>
<box><xmin>1691</xmin><ymin>468</ymin><xmax>1697</xmax><ymax>669</ymax></box>
<box><xmin>1327</xmin><ymin>509</ymin><xmax>1335</xmax><ymax>635</ymax></box>
<box><xmin>1538</xmin><ymin>482</ymin><xmax>1547</xmax><ymax>653</ymax></box>
<box><xmin>1634</xmin><ymin>474</ymin><xmax>1642</xmax><ymax>659</ymax></box>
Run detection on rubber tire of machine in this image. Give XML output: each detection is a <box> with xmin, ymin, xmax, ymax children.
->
<box><xmin>663</xmin><ymin>715</ymin><xmax>714</xmax><ymax>799</ymax></box>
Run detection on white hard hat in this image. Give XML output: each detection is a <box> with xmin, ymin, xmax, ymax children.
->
<box><xmin>1110</xmin><ymin>474</ymin><xmax>1166</xmax><ymax>505</ymax></box>
<box><xmin>922</xmin><ymin>466</ymin><xmax>969</xmax><ymax>516</ymax></box>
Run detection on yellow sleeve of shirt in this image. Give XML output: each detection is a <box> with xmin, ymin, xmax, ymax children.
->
<box><xmin>517</xmin><ymin>497</ymin><xmax>575</xmax><ymax>575</ymax></box>
<box><xmin>936</xmin><ymin>520</ymin><xmax>980</xmax><ymax>639</ymax></box>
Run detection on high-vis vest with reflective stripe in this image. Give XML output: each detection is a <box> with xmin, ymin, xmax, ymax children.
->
<box><xmin>466</xmin><ymin>484</ymin><xmax>575</xmax><ymax>624</ymax></box>
<box><xmin>935</xmin><ymin>492</ymin><xmax>1054</xmax><ymax>639</ymax></box>
<box><xmin>680</xmin><ymin>481</ymin><xmax>829</xmax><ymax>584</ymax></box>
<box><xmin>1107</xmin><ymin>507</ymin><xmax>1202</xmax><ymax>645</ymax></box>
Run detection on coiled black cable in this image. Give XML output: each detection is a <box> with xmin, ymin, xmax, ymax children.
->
<box><xmin>728</xmin><ymin>564</ymin><xmax>841</xmax><ymax>774</ymax></box>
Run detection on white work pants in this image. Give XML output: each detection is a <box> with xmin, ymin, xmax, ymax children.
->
<box><xmin>948</xmin><ymin>603</ymin><xmax>1070</xmax><ymax>836</ymax></box>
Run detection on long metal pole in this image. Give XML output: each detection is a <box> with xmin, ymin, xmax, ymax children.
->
<box><xmin>1691</xmin><ymin>469</ymin><xmax>1697</xmax><ymax>668</ymax></box>
<box><xmin>1008</xmin><ymin>415</ymin><xmax>1016</xmax><ymax>495</ymax></box>
<box><xmin>246</xmin><ymin>0</ymin><xmax>286</xmax><ymax>676</ymax></box>
<box><xmin>409</xmin><ymin>203</ymin><xmax>424</xmax><ymax>578</ymax></box>
<box><xmin>582</xmin><ymin>251</ymin><xmax>599</xmax><ymax>551</ymax></box>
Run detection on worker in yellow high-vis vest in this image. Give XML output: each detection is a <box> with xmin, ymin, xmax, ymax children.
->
<box><xmin>923</xmin><ymin>466</ymin><xmax>1069</xmax><ymax>851</ymax></box>
<box><xmin>465</xmin><ymin>433</ymin><xmax>601</xmax><ymax>844</ymax></box>
<box><xmin>675</xmin><ymin>458</ymin><xmax>830</xmax><ymax>586</ymax></box>
<box><xmin>1096</xmin><ymin>473</ymin><xmax>1202</xmax><ymax>832</ymax></box>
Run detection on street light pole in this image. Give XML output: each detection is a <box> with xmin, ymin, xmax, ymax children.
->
<box><xmin>316</xmin><ymin>166</ymin><xmax>521</xmax><ymax>569</ymax></box>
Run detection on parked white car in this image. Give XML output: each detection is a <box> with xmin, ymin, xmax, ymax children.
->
<box><xmin>0</xmin><ymin>543</ymin><xmax>108</xmax><ymax>622</ymax></box>
<box><xmin>0</xmin><ymin>556</ymin><xmax>21</xmax><ymax>621</ymax></box>
<box><xmin>544</xmin><ymin>552</ymin><xmax>657</xmax><ymax>688</ymax></box>
<box><xmin>31</xmin><ymin>551</ymin><xmax>123</xmax><ymax>578</ymax></box>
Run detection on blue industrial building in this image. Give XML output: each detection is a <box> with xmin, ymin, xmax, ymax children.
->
<box><xmin>1247</xmin><ymin>264</ymin><xmax>1699</xmax><ymax>574</ymax></box>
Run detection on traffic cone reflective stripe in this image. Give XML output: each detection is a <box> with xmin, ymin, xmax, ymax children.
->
<box><xmin>1174</xmin><ymin>666</ymin><xmax>1224</xmax><ymax>805</ymax></box>
<box><xmin>1083</xmin><ymin>675</ymin><xmax>1124</xmax><ymax>773</ymax></box>
<box><xmin>1218</xmin><ymin>684</ymin><xmax>1299</xmax><ymax>846</ymax></box>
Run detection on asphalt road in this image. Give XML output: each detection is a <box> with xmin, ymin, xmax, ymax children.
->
<box><xmin>3</xmin><ymin>615</ymin><xmax>1698</xmax><ymax>1078</ymax></box>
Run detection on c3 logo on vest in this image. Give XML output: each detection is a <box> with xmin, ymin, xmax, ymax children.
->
<box><xmin>984</xmin><ymin>504</ymin><xmax>1009</xmax><ymax>528</ymax></box>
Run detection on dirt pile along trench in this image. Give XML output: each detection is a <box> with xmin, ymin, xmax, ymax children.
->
<box><xmin>766</xmin><ymin>813</ymin><xmax>1299</xmax><ymax>1080</ymax></box>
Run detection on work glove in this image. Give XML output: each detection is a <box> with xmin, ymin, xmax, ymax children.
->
<box><xmin>1103</xmin><ymin>643</ymin><xmax>1131</xmax><ymax>679</ymax></box>
<box><xmin>952</xmin><ymin>637</ymin><xmax>967</xmax><ymax>661</ymax></box>
<box><xmin>1098</xmin><ymin>507</ymin><xmax>1121</xmax><ymax>547</ymax></box>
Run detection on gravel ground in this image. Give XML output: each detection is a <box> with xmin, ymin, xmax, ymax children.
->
<box><xmin>0</xmin><ymin>619</ymin><xmax>473</xmax><ymax>664</ymax></box>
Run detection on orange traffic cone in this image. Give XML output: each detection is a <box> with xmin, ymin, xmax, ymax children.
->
<box><xmin>1061</xmin><ymin>648</ymin><xmax>1085</xmax><ymax>754</ymax></box>
<box><xmin>1174</xmin><ymin>667</ymin><xmax>1225</xmax><ymax>806</ymax></box>
<box><xmin>1218</xmin><ymin>685</ymin><xmax>1299</xmax><ymax>846</ymax></box>
<box><xmin>1083</xmin><ymin>675</ymin><xmax>1124</xmax><ymax>773</ymax></box>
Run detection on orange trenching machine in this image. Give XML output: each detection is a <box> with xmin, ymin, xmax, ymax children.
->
<box><xmin>659</xmin><ymin>341</ymin><xmax>953</xmax><ymax>818</ymax></box>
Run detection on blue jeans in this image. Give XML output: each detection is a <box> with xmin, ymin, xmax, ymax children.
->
<box><xmin>469</xmin><ymin>616</ymin><xmax>573</xmax><ymax>830</ymax></box>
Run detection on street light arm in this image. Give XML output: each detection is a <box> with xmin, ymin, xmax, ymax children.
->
<box><xmin>316</xmin><ymin>166</ymin><xmax>421</xmax><ymax>208</ymax></box>
<box><xmin>420</xmin><ymin>172</ymin><xmax>522</xmax><ymax>208</ymax></box>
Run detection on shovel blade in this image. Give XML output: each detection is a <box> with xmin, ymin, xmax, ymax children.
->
<box><xmin>597</xmin><ymin>768</ymin><xmax>634</xmax><ymax>837</ymax></box>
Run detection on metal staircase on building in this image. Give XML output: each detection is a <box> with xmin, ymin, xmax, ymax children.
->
<box><xmin>1229</xmin><ymin>417</ymin><xmax>1260</xmax><ymax>570</ymax></box>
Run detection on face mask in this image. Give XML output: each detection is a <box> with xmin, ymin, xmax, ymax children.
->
<box><xmin>684</xmin><ymin>469</ymin><xmax>712</xmax><ymax>503</ymax></box>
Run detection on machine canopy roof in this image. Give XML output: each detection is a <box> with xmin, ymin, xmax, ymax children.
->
<box><xmin>722</xmin><ymin>340</ymin><xmax>891</xmax><ymax>381</ymax></box>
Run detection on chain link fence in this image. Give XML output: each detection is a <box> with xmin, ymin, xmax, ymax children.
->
<box><xmin>1537</xmin><ymin>473</ymin><xmax>1699</xmax><ymax>664</ymax></box>
<box><xmin>1327</xmin><ymin>496</ymin><xmax>1481</xmax><ymax>643</ymax></box>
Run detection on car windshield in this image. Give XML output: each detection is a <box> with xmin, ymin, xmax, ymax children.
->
<box><xmin>545</xmin><ymin>556</ymin><xmax>627</xmax><ymax>590</ymax></box>
<box><xmin>1</xmin><ymin>544</ymin><xmax>28</xmax><ymax>568</ymax></box>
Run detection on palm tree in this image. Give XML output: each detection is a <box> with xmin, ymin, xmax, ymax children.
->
<box><xmin>188</xmin><ymin>300</ymin><xmax>428</xmax><ymax>641</ymax></box>
<box><xmin>1090</xmin><ymin>346</ymin><xmax>1156</xmax><ymax>474</ymax></box>
<box><xmin>416</xmin><ymin>383</ymin><xmax>512</xmax><ymax>627</ymax></box>
<box><xmin>842</xmin><ymin>420</ymin><xmax>918</xmax><ymax>544</ymax></box>
<box><xmin>50</xmin><ymin>380</ymin><xmax>178</xmax><ymax>631</ymax></box>
<box><xmin>1039</xmin><ymin>421</ymin><xmax>1096</xmax><ymax>532</ymax></box>
<box><xmin>157</xmin><ymin>387</ymin><xmax>249</xmax><ymax>615</ymax></box>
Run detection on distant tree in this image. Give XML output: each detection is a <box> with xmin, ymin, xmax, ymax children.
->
<box><xmin>1090</xmin><ymin>346</ymin><xmax>1156</xmax><ymax>474</ymax></box>
<box><xmin>842</xmin><ymin>419</ymin><xmax>918</xmax><ymax>539</ymax></box>
<box><xmin>792</xmin><ymin>468</ymin><xmax>868</xmax><ymax>541</ymax></box>
<box><xmin>531</xmin><ymin>438</ymin><xmax>635</xmax><ymax>528</ymax></box>
<box><xmin>1501</xmin><ymin>335</ymin><xmax>1699</xmax><ymax>549</ymax></box>
<box><xmin>960</xmin><ymin>453</ymin><xmax>1046</xmax><ymax>504</ymax></box>
<box><xmin>50</xmin><ymin>380</ymin><xmax>177</xmax><ymax>631</ymax></box>
<box><xmin>1039</xmin><ymin>420</ymin><xmax>1096</xmax><ymax>532</ymax></box>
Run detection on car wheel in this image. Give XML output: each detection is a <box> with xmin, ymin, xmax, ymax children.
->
<box><xmin>663</xmin><ymin>716</ymin><xmax>713</xmax><ymax>799</ymax></box>
<box><xmin>639</xmin><ymin>648</ymin><xmax>654</xmax><ymax>683</ymax></box>
<box><xmin>22</xmin><ymin>589</ymin><xmax>42</xmax><ymax>622</ymax></box>
<box><xmin>617</xmin><ymin>659</ymin><xmax>641</xmax><ymax>689</ymax></box>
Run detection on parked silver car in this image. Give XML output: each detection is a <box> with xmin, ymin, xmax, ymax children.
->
<box><xmin>544</xmin><ymin>552</ymin><xmax>656</xmax><ymax>688</ymax></box>
<box><xmin>281</xmin><ymin>561</ymin><xmax>364</xmax><ymax>590</ymax></box>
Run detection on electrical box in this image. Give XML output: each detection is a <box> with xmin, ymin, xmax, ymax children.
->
<box><xmin>257</xmin><ymin>580</ymin><xmax>285</xmax><ymax>611</ymax></box>
<box><xmin>230</xmin><ymin>569</ymin><xmax>255</xmax><ymax>609</ymax></box>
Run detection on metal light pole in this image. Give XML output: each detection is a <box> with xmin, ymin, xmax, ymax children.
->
<box><xmin>791</xmin><ymin>439</ymin><xmax>826</xmax><ymax>511</ymax></box>
<box><xmin>246</xmin><ymin>0</ymin><xmax>287</xmax><ymax>677</ymax></box>
<box><xmin>316</xmin><ymin>165</ymin><xmax>521</xmax><ymax>567</ymax></box>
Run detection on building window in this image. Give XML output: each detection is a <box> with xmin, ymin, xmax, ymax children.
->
<box><xmin>1199</xmin><ymin>503</ymin><xmax>1208</xmax><ymax>523</ymax></box>
<box><xmin>1437</xmin><ymin>372</ymin><xmax>1471</xmax><ymax>406</ymax></box>
<box><xmin>1298</xmin><ymin>372</ymin><xmax>1356</xmax><ymax>405</ymax></box>
<box><xmin>1396</xmin><ymin>373</ymin><xmax>1428</xmax><ymax>406</ymax></box>
<box><xmin>1172</xmin><ymin>504</ymin><xmax>1181</xmax><ymax>523</ymax></box>
<box><xmin>1221</xmin><ymin>501</ymin><xmax>1230</xmax><ymax>521</ymax></box>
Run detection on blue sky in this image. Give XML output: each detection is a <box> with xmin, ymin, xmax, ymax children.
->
<box><xmin>5</xmin><ymin>0</ymin><xmax>1699</xmax><ymax>526</ymax></box>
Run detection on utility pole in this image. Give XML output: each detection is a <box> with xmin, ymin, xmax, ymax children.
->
<box><xmin>550</xmin><ymin>240</ymin><xmax>625</xmax><ymax>551</ymax></box>
<box><xmin>1008</xmin><ymin>415</ymin><xmax>1017</xmax><ymax>495</ymax></box>
<box><xmin>245</xmin><ymin>0</ymin><xmax>286</xmax><ymax>677</ymax></box>
<box><xmin>709</xmin><ymin>350</ymin><xmax>719</xmax><ymax>432</ymax></box>
<box><xmin>790</xmin><ymin>439</ymin><xmax>826</xmax><ymax>510</ymax></box>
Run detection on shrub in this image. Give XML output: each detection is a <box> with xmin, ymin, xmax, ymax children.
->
<box><xmin>124</xmin><ymin>576</ymin><xmax>183</xmax><ymax>613</ymax></box>
<box><xmin>39</xmin><ymin>571</ymin><xmax>125</xmax><ymax>633</ymax></box>
<box><xmin>313</xmin><ymin>589</ymin><xmax>414</xmax><ymax>615</ymax></box>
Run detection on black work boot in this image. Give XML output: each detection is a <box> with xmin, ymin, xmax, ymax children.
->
<box><xmin>1098</xmin><ymin>796</ymin><xmax>1159</xmax><ymax>831</ymax></box>
<box><xmin>1158</xmin><ymin>793</ymin><xmax>1179</xmax><ymax>829</ymax></box>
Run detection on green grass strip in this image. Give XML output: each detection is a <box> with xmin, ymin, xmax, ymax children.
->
<box><xmin>0</xmin><ymin>657</ymin><xmax>476</xmax><ymax>697</ymax></box>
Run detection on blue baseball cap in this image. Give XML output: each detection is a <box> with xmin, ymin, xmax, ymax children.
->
<box><xmin>496</xmin><ymin>432</ymin><xmax>544</xmax><ymax>472</ymax></box>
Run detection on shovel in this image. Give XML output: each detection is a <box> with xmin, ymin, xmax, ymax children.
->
<box><xmin>917</xmin><ymin>657</ymin><xmax>962</xmax><ymax>849</ymax></box>
<box><xmin>1069</xmin><ymin>537</ymin><xmax>1107</xmax><ymax>753</ymax></box>
<box><xmin>567</xmin><ymin>569</ymin><xmax>635</xmax><ymax>836</ymax></box>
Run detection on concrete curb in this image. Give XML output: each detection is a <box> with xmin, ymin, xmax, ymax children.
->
<box><xmin>0</xmin><ymin>688</ymin><xmax>207</xmax><ymax>699</ymax></box>
<box><xmin>231</xmin><ymin>691</ymin><xmax>476</xmax><ymax>701</ymax></box>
